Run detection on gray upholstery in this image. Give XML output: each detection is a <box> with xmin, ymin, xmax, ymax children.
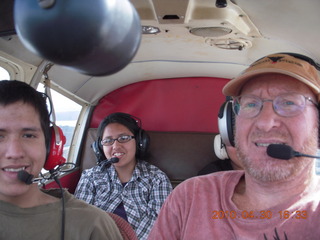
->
<box><xmin>80</xmin><ymin>129</ymin><xmax>218</xmax><ymax>187</ymax></box>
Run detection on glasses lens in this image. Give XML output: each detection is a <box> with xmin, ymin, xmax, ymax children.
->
<box><xmin>118</xmin><ymin>135</ymin><xmax>132</xmax><ymax>143</ymax></box>
<box><xmin>233</xmin><ymin>95</ymin><xmax>262</xmax><ymax>118</ymax></box>
<box><xmin>274</xmin><ymin>93</ymin><xmax>305</xmax><ymax>117</ymax></box>
<box><xmin>101</xmin><ymin>138</ymin><xmax>114</xmax><ymax>146</ymax></box>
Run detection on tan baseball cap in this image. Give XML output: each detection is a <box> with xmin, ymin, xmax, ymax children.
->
<box><xmin>222</xmin><ymin>53</ymin><xmax>320</xmax><ymax>101</ymax></box>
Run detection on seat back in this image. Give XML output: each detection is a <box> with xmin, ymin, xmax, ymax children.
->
<box><xmin>80</xmin><ymin>129</ymin><xmax>218</xmax><ymax>187</ymax></box>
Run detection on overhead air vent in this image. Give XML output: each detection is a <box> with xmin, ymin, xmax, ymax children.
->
<box><xmin>163</xmin><ymin>15</ymin><xmax>180</xmax><ymax>20</ymax></box>
<box><xmin>190</xmin><ymin>27</ymin><xmax>232</xmax><ymax>38</ymax></box>
<box><xmin>152</xmin><ymin>0</ymin><xmax>188</xmax><ymax>24</ymax></box>
<box><xmin>205</xmin><ymin>38</ymin><xmax>252</xmax><ymax>50</ymax></box>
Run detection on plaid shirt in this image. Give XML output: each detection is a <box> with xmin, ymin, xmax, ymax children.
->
<box><xmin>75</xmin><ymin>160</ymin><xmax>172</xmax><ymax>240</ymax></box>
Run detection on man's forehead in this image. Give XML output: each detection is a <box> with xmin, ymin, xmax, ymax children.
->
<box><xmin>0</xmin><ymin>102</ymin><xmax>42</xmax><ymax>127</ymax></box>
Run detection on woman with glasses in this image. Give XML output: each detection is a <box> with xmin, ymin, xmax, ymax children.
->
<box><xmin>75</xmin><ymin>112</ymin><xmax>172</xmax><ymax>240</ymax></box>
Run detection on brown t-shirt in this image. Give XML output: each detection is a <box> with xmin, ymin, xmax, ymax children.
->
<box><xmin>0</xmin><ymin>189</ymin><xmax>124</xmax><ymax>240</ymax></box>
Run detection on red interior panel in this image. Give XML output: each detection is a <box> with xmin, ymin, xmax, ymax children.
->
<box><xmin>43</xmin><ymin>170</ymin><xmax>80</xmax><ymax>194</ymax></box>
<box><xmin>90</xmin><ymin>77</ymin><xmax>230</xmax><ymax>133</ymax></box>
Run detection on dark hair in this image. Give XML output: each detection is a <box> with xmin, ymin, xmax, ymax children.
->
<box><xmin>97</xmin><ymin>112</ymin><xmax>149</xmax><ymax>159</ymax></box>
<box><xmin>0</xmin><ymin>80</ymin><xmax>51</xmax><ymax>151</ymax></box>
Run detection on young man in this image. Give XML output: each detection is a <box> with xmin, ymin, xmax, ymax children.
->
<box><xmin>148</xmin><ymin>53</ymin><xmax>320</xmax><ymax>239</ymax></box>
<box><xmin>0</xmin><ymin>80</ymin><xmax>130</xmax><ymax>239</ymax></box>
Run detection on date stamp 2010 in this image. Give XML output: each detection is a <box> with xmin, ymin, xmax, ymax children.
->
<box><xmin>211</xmin><ymin>210</ymin><xmax>308</xmax><ymax>220</ymax></box>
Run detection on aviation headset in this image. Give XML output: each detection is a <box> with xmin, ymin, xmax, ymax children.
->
<box><xmin>217</xmin><ymin>52</ymin><xmax>320</xmax><ymax>149</ymax></box>
<box><xmin>213</xmin><ymin>96</ymin><xmax>234</xmax><ymax>160</ymax></box>
<box><xmin>92</xmin><ymin>112</ymin><xmax>150</xmax><ymax>164</ymax></box>
<box><xmin>42</xmin><ymin>92</ymin><xmax>67</xmax><ymax>171</ymax></box>
<box><xmin>44</xmin><ymin>122</ymin><xmax>67</xmax><ymax>170</ymax></box>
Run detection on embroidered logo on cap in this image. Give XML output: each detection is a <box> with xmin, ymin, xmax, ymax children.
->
<box><xmin>250</xmin><ymin>56</ymin><xmax>303</xmax><ymax>69</ymax></box>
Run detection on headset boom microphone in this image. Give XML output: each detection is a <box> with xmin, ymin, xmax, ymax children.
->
<box><xmin>104</xmin><ymin>157</ymin><xmax>120</xmax><ymax>165</ymax></box>
<box><xmin>17</xmin><ymin>170</ymin><xmax>42</xmax><ymax>185</ymax></box>
<box><xmin>267</xmin><ymin>144</ymin><xmax>320</xmax><ymax>160</ymax></box>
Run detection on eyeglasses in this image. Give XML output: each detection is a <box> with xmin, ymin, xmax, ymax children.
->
<box><xmin>233</xmin><ymin>93</ymin><xmax>318</xmax><ymax>118</ymax></box>
<box><xmin>101</xmin><ymin>135</ymin><xmax>135</xmax><ymax>146</ymax></box>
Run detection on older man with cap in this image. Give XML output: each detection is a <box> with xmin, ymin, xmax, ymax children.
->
<box><xmin>148</xmin><ymin>53</ymin><xmax>320</xmax><ymax>240</ymax></box>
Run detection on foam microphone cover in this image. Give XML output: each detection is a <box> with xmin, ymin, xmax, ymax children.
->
<box><xmin>266</xmin><ymin>144</ymin><xmax>294</xmax><ymax>160</ymax></box>
<box><xmin>110</xmin><ymin>157</ymin><xmax>120</xmax><ymax>163</ymax></box>
<box><xmin>17</xmin><ymin>170</ymin><xmax>34</xmax><ymax>185</ymax></box>
<box><xmin>14</xmin><ymin>0</ymin><xmax>141</xmax><ymax>76</ymax></box>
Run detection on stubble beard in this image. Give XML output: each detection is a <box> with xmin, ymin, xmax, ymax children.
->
<box><xmin>236</xmin><ymin>130</ymin><xmax>318</xmax><ymax>182</ymax></box>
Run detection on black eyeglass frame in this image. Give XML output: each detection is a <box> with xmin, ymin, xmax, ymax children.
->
<box><xmin>101</xmin><ymin>135</ymin><xmax>135</xmax><ymax>146</ymax></box>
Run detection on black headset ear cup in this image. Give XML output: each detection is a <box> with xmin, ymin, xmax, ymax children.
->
<box><xmin>92</xmin><ymin>139</ymin><xmax>105</xmax><ymax>165</ymax></box>
<box><xmin>217</xmin><ymin>100</ymin><xmax>235</xmax><ymax>147</ymax></box>
<box><xmin>136</xmin><ymin>129</ymin><xmax>150</xmax><ymax>159</ymax></box>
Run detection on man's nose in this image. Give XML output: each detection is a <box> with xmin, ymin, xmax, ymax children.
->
<box><xmin>5</xmin><ymin>138</ymin><xmax>24</xmax><ymax>159</ymax></box>
<box><xmin>255</xmin><ymin>102</ymin><xmax>281</xmax><ymax>131</ymax></box>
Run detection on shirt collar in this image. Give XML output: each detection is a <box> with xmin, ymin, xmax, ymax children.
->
<box><xmin>99</xmin><ymin>160</ymin><xmax>150</xmax><ymax>182</ymax></box>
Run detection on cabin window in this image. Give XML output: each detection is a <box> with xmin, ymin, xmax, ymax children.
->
<box><xmin>0</xmin><ymin>66</ymin><xmax>10</xmax><ymax>80</ymax></box>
